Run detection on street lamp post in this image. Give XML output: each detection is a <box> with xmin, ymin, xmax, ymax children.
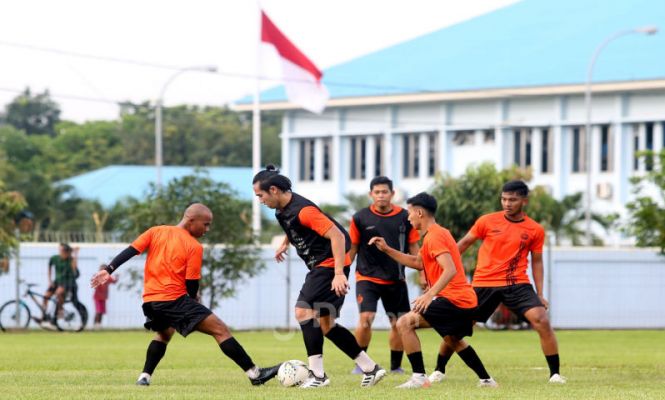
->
<box><xmin>155</xmin><ymin>65</ymin><xmax>218</xmax><ymax>189</ymax></box>
<box><xmin>14</xmin><ymin>210</ymin><xmax>33</xmax><ymax>329</ymax></box>
<box><xmin>584</xmin><ymin>26</ymin><xmax>658</xmax><ymax>245</ymax></box>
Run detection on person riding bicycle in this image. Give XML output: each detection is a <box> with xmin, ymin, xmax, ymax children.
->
<box><xmin>41</xmin><ymin>243</ymin><xmax>80</xmax><ymax>329</ymax></box>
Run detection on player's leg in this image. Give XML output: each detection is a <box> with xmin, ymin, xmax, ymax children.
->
<box><xmin>429</xmin><ymin>340</ymin><xmax>455</xmax><ymax>382</ymax></box>
<box><xmin>394</xmin><ymin>311</ymin><xmax>431</xmax><ymax>388</ymax></box>
<box><xmin>445</xmin><ymin>336</ymin><xmax>496</xmax><ymax>387</ymax></box>
<box><xmin>137</xmin><ymin>327</ymin><xmax>175</xmax><ymax>385</ymax></box>
<box><xmin>352</xmin><ymin>280</ymin><xmax>379</xmax><ymax>374</ymax></box>
<box><xmin>382</xmin><ymin>281</ymin><xmax>411</xmax><ymax>373</ymax></box>
<box><xmin>41</xmin><ymin>286</ymin><xmax>54</xmax><ymax>318</ymax></box>
<box><xmin>53</xmin><ymin>286</ymin><xmax>66</xmax><ymax>320</ymax></box>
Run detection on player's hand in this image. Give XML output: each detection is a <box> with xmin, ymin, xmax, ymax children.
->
<box><xmin>538</xmin><ymin>295</ymin><xmax>549</xmax><ymax>310</ymax></box>
<box><xmin>90</xmin><ymin>270</ymin><xmax>110</xmax><ymax>289</ymax></box>
<box><xmin>368</xmin><ymin>236</ymin><xmax>389</xmax><ymax>252</ymax></box>
<box><xmin>331</xmin><ymin>274</ymin><xmax>349</xmax><ymax>297</ymax></box>
<box><xmin>412</xmin><ymin>294</ymin><xmax>433</xmax><ymax>314</ymax></box>
<box><xmin>275</xmin><ymin>243</ymin><xmax>289</xmax><ymax>263</ymax></box>
<box><xmin>72</xmin><ymin>247</ymin><xmax>80</xmax><ymax>255</ymax></box>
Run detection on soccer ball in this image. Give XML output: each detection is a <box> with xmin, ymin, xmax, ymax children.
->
<box><xmin>277</xmin><ymin>360</ymin><xmax>310</xmax><ymax>387</ymax></box>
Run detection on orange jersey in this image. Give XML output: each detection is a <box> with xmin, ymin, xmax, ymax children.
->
<box><xmin>420</xmin><ymin>224</ymin><xmax>477</xmax><ymax>309</ymax></box>
<box><xmin>469</xmin><ymin>211</ymin><xmax>545</xmax><ymax>287</ymax></box>
<box><xmin>131</xmin><ymin>225</ymin><xmax>204</xmax><ymax>302</ymax></box>
<box><xmin>298</xmin><ymin>206</ymin><xmax>351</xmax><ymax>267</ymax></box>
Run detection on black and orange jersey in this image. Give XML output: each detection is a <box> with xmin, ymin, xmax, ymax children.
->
<box><xmin>131</xmin><ymin>225</ymin><xmax>203</xmax><ymax>302</ymax></box>
<box><xmin>469</xmin><ymin>211</ymin><xmax>545</xmax><ymax>287</ymax></box>
<box><xmin>276</xmin><ymin>193</ymin><xmax>351</xmax><ymax>269</ymax></box>
<box><xmin>350</xmin><ymin>204</ymin><xmax>419</xmax><ymax>284</ymax></box>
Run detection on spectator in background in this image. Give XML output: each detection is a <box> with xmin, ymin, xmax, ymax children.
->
<box><xmin>41</xmin><ymin>243</ymin><xmax>79</xmax><ymax>329</ymax></box>
<box><xmin>93</xmin><ymin>264</ymin><xmax>117</xmax><ymax>329</ymax></box>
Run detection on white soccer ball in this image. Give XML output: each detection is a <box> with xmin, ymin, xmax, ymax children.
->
<box><xmin>277</xmin><ymin>359</ymin><xmax>310</xmax><ymax>387</ymax></box>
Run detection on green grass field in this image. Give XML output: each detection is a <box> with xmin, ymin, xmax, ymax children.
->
<box><xmin>0</xmin><ymin>329</ymin><xmax>663</xmax><ymax>399</ymax></box>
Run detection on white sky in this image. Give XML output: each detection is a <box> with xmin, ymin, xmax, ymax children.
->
<box><xmin>0</xmin><ymin>0</ymin><xmax>517</xmax><ymax>122</ymax></box>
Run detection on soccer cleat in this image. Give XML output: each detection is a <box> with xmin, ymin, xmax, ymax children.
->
<box><xmin>250</xmin><ymin>364</ymin><xmax>281</xmax><ymax>386</ymax></box>
<box><xmin>351</xmin><ymin>364</ymin><xmax>364</xmax><ymax>374</ymax></box>
<box><xmin>40</xmin><ymin>320</ymin><xmax>57</xmax><ymax>331</ymax></box>
<box><xmin>478</xmin><ymin>377</ymin><xmax>499</xmax><ymax>388</ymax></box>
<box><xmin>390</xmin><ymin>367</ymin><xmax>405</xmax><ymax>374</ymax></box>
<box><xmin>136</xmin><ymin>373</ymin><xmax>151</xmax><ymax>386</ymax></box>
<box><xmin>549</xmin><ymin>373</ymin><xmax>567</xmax><ymax>384</ymax></box>
<box><xmin>428</xmin><ymin>370</ymin><xmax>446</xmax><ymax>383</ymax></box>
<box><xmin>360</xmin><ymin>364</ymin><xmax>386</xmax><ymax>387</ymax></box>
<box><xmin>396</xmin><ymin>374</ymin><xmax>431</xmax><ymax>389</ymax></box>
<box><xmin>300</xmin><ymin>371</ymin><xmax>330</xmax><ymax>388</ymax></box>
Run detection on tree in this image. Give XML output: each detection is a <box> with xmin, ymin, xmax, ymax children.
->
<box><xmin>0</xmin><ymin>183</ymin><xmax>27</xmax><ymax>273</ymax></box>
<box><xmin>2</xmin><ymin>88</ymin><xmax>61</xmax><ymax>136</ymax></box>
<box><xmin>114</xmin><ymin>172</ymin><xmax>264</xmax><ymax>308</ymax></box>
<box><xmin>625</xmin><ymin>150</ymin><xmax>665</xmax><ymax>253</ymax></box>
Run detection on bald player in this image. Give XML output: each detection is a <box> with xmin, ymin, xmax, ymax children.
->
<box><xmin>90</xmin><ymin>203</ymin><xmax>280</xmax><ymax>386</ymax></box>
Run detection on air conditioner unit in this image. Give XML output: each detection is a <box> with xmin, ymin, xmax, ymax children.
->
<box><xmin>596</xmin><ymin>182</ymin><xmax>613</xmax><ymax>200</ymax></box>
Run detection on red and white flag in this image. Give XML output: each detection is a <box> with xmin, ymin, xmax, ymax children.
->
<box><xmin>260</xmin><ymin>11</ymin><xmax>329</xmax><ymax>114</ymax></box>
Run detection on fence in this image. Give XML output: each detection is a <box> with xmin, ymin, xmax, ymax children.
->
<box><xmin>0</xmin><ymin>243</ymin><xmax>663</xmax><ymax>330</ymax></box>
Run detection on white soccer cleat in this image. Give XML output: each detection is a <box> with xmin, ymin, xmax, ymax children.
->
<box><xmin>549</xmin><ymin>373</ymin><xmax>567</xmax><ymax>384</ymax></box>
<box><xmin>360</xmin><ymin>365</ymin><xmax>386</xmax><ymax>387</ymax></box>
<box><xmin>136</xmin><ymin>372</ymin><xmax>151</xmax><ymax>386</ymax></box>
<box><xmin>478</xmin><ymin>377</ymin><xmax>499</xmax><ymax>388</ymax></box>
<box><xmin>428</xmin><ymin>370</ymin><xmax>446</xmax><ymax>383</ymax></box>
<box><xmin>396</xmin><ymin>373</ymin><xmax>431</xmax><ymax>389</ymax></box>
<box><xmin>299</xmin><ymin>371</ymin><xmax>330</xmax><ymax>388</ymax></box>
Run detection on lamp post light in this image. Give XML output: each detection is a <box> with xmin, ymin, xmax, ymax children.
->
<box><xmin>155</xmin><ymin>65</ymin><xmax>218</xmax><ymax>189</ymax></box>
<box><xmin>583</xmin><ymin>26</ymin><xmax>658</xmax><ymax>245</ymax></box>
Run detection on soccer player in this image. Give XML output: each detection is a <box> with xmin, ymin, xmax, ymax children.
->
<box><xmin>349</xmin><ymin>176</ymin><xmax>419</xmax><ymax>374</ymax></box>
<box><xmin>41</xmin><ymin>243</ymin><xmax>79</xmax><ymax>329</ymax></box>
<box><xmin>431</xmin><ymin>180</ymin><xmax>566</xmax><ymax>384</ymax></box>
<box><xmin>369</xmin><ymin>192</ymin><xmax>497</xmax><ymax>389</ymax></box>
<box><xmin>253</xmin><ymin>165</ymin><xmax>386</xmax><ymax>388</ymax></box>
<box><xmin>90</xmin><ymin>203</ymin><xmax>280</xmax><ymax>386</ymax></box>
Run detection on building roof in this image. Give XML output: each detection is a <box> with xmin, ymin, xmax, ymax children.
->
<box><xmin>59</xmin><ymin>165</ymin><xmax>254</xmax><ymax>207</ymax></box>
<box><xmin>240</xmin><ymin>0</ymin><xmax>665</xmax><ymax>108</ymax></box>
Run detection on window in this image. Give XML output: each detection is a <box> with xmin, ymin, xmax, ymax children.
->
<box><xmin>350</xmin><ymin>136</ymin><xmax>367</xmax><ymax>180</ymax></box>
<box><xmin>298</xmin><ymin>139</ymin><xmax>315</xmax><ymax>181</ymax></box>
<box><xmin>374</xmin><ymin>136</ymin><xmax>384</xmax><ymax>177</ymax></box>
<box><xmin>428</xmin><ymin>132</ymin><xmax>438</xmax><ymax>176</ymax></box>
<box><xmin>452</xmin><ymin>131</ymin><xmax>475</xmax><ymax>146</ymax></box>
<box><xmin>571</xmin><ymin>126</ymin><xmax>587</xmax><ymax>173</ymax></box>
<box><xmin>541</xmin><ymin>128</ymin><xmax>553</xmax><ymax>173</ymax></box>
<box><xmin>513</xmin><ymin>128</ymin><xmax>532</xmax><ymax>168</ymax></box>
<box><xmin>402</xmin><ymin>133</ymin><xmax>420</xmax><ymax>178</ymax></box>
<box><xmin>633</xmin><ymin>124</ymin><xmax>640</xmax><ymax>171</ymax></box>
<box><xmin>483</xmin><ymin>129</ymin><xmax>495</xmax><ymax>144</ymax></box>
<box><xmin>322</xmin><ymin>138</ymin><xmax>332</xmax><ymax>181</ymax></box>
<box><xmin>645</xmin><ymin>122</ymin><xmax>654</xmax><ymax>171</ymax></box>
<box><xmin>600</xmin><ymin>125</ymin><xmax>613</xmax><ymax>172</ymax></box>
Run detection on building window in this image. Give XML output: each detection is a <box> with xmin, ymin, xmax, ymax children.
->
<box><xmin>571</xmin><ymin>126</ymin><xmax>587</xmax><ymax>173</ymax></box>
<box><xmin>633</xmin><ymin>124</ymin><xmax>640</xmax><ymax>171</ymax></box>
<box><xmin>298</xmin><ymin>139</ymin><xmax>315</xmax><ymax>181</ymax></box>
<box><xmin>645</xmin><ymin>122</ymin><xmax>654</xmax><ymax>171</ymax></box>
<box><xmin>452</xmin><ymin>130</ymin><xmax>475</xmax><ymax>146</ymax></box>
<box><xmin>483</xmin><ymin>129</ymin><xmax>495</xmax><ymax>144</ymax></box>
<box><xmin>322</xmin><ymin>138</ymin><xmax>332</xmax><ymax>181</ymax></box>
<box><xmin>350</xmin><ymin>136</ymin><xmax>367</xmax><ymax>180</ymax></box>
<box><xmin>541</xmin><ymin>128</ymin><xmax>553</xmax><ymax>174</ymax></box>
<box><xmin>600</xmin><ymin>125</ymin><xmax>613</xmax><ymax>172</ymax></box>
<box><xmin>374</xmin><ymin>136</ymin><xmax>384</xmax><ymax>177</ymax></box>
<box><xmin>402</xmin><ymin>133</ymin><xmax>419</xmax><ymax>178</ymax></box>
<box><xmin>513</xmin><ymin>128</ymin><xmax>532</xmax><ymax>168</ymax></box>
<box><xmin>428</xmin><ymin>132</ymin><xmax>438</xmax><ymax>176</ymax></box>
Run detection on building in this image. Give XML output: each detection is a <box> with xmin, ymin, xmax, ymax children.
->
<box><xmin>236</xmin><ymin>0</ymin><xmax>665</xmax><ymax>223</ymax></box>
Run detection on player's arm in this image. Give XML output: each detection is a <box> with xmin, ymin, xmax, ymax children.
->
<box><xmin>368</xmin><ymin>237</ymin><xmax>423</xmax><ymax>270</ymax></box>
<box><xmin>47</xmin><ymin>258</ymin><xmax>53</xmax><ymax>285</ymax></box>
<box><xmin>90</xmin><ymin>246</ymin><xmax>140</xmax><ymax>288</ymax></box>
<box><xmin>348</xmin><ymin>244</ymin><xmax>359</xmax><ymax>264</ymax></box>
<box><xmin>412</xmin><ymin>253</ymin><xmax>456</xmax><ymax>314</ymax></box>
<box><xmin>531</xmin><ymin>252</ymin><xmax>548</xmax><ymax>309</ymax></box>
<box><xmin>347</xmin><ymin>217</ymin><xmax>361</xmax><ymax>264</ymax></box>
<box><xmin>321</xmin><ymin>224</ymin><xmax>349</xmax><ymax>296</ymax></box>
<box><xmin>275</xmin><ymin>235</ymin><xmax>290</xmax><ymax>262</ymax></box>
<box><xmin>185</xmin><ymin>245</ymin><xmax>204</xmax><ymax>301</ymax></box>
<box><xmin>70</xmin><ymin>247</ymin><xmax>79</xmax><ymax>271</ymax></box>
<box><xmin>186</xmin><ymin>279</ymin><xmax>199</xmax><ymax>299</ymax></box>
<box><xmin>457</xmin><ymin>232</ymin><xmax>479</xmax><ymax>254</ymax></box>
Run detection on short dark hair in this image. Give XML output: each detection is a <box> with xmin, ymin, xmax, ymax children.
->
<box><xmin>252</xmin><ymin>164</ymin><xmax>292</xmax><ymax>192</ymax></box>
<box><xmin>406</xmin><ymin>192</ymin><xmax>438</xmax><ymax>215</ymax></box>
<box><xmin>369</xmin><ymin>176</ymin><xmax>393</xmax><ymax>191</ymax></box>
<box><xmin>502</xmin><ymin>180</ymin><xmax>529</xmax><ymax>197</ymax></box>
<box><xmin>60</xmin><ymin>243</ymin><xmax>72</xmax><ymax>253</ymax></box>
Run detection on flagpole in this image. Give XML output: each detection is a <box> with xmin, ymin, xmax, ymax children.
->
<box><xmin>252</xmin><ymin>5</ymin><xmax>262</xmax><ymax>238</ymax></box>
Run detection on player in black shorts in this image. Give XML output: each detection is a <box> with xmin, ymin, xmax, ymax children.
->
<box><xmin>349</xmin><ymin>176</ymin><xmax>420</xmax><ymax>374</ymax></box>
<box><xmin>253</xmin><ymin>165</ymin><xmax>386</xmax><ymax>388</ymax></box>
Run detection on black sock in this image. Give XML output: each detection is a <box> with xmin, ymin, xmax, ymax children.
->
<box><xmin>436</xmin><ymin>352</ymin><xmax>452</xmax><ymax>373</ymax></box>
<box><xmin>299</xmin><ymin>318</ymin><xmax>324</xmax><ymax>356</ymax></box>
<box><xmin>219</xmin><ymin>337</ymin><xmax>255</xmax><ymax>372</ymax></box>
<box><xmin>457</xmin><ymin>346</ymin><xmax>490</xmax><ymax>379</ymax></box>
<box><xmin>324</xmin><ymin>324</ymin><xmax>362</xmax><ymax>360</ymax></box>
<box><xmin>390</xmin><ymin>350</ymin><xmax>404</xmax><ymax>370</ymax></box>
<box><xmin>143</xmin><ymin>340</ymin><xmax>167</xmax><ymax>375</ymax></box>
<box><xmin>545</xmin><ymin>354</ymin><xmax>560</xmax><ymax>376</ymax></box>
<box><xmin>406</xmin><ymin>351</ymin><xmax>426</xmax><ymax>374</ymax></box>
<box><xmin>361</xmin><ymin>346</ymin><xmax>368</xmax><ymax>352</ymax></box>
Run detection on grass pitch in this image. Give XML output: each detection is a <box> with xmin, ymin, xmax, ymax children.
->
<box><xmin>0</xmin><ymin>329</ymin><xmax>663</xmax><ymax>399</ymax></box>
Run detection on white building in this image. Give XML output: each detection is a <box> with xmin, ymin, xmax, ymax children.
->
<box><xmin>238</xmin><ymin>0</ymin><xmax>665</xmax><ymax>220</ymax></box>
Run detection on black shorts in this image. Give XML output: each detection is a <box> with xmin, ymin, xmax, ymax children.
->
<box><xmin>47</xmin><ymin>281</ymin><xmax>76</xmax><ymax>293</ymax></box>
<box><xmin>296</xmin><ymin>266</ymin><xmax>350</xmax><ymax>318</ymax></box>
<box><xmin>474</xmin><ymin>284</ymin><xmax>544</xmax><ymax>323</ymax></box>
<box><xmin>142</xmin><ymin>295</ymin><xmax>212</xmax><ymax>337</ymax></box>
<box><xmin>422</xmin><ymin>297</ymin><xmax>475</xmax><ymax>339</ymax></box>
<box><xmin>356</xmin><ymin>280</ymin><xmax>410</xmax><ymax>318</ymax></box>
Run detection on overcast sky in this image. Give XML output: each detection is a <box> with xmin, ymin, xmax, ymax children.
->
<box><xmin>0</xmin><ymin>0</ymin><xmax>517</xmax><ymax>122</ymax></box>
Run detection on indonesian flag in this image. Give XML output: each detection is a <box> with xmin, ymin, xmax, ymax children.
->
<box><xmin>261</xmin><ymin>11</ymin><xmax>329</xmax><ymax>114</ymax></box>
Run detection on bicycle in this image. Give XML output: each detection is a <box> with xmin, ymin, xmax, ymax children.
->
<box><xmin>0</xmin><ymin>281</ymin><xmax>88</xmax><ymax>332</ymax></box>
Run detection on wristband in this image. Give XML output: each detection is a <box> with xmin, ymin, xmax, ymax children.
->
<box><xmin>104</xmin><ymin>265</ymin><xmax>116</xmax><ymax>275</ymax></box>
